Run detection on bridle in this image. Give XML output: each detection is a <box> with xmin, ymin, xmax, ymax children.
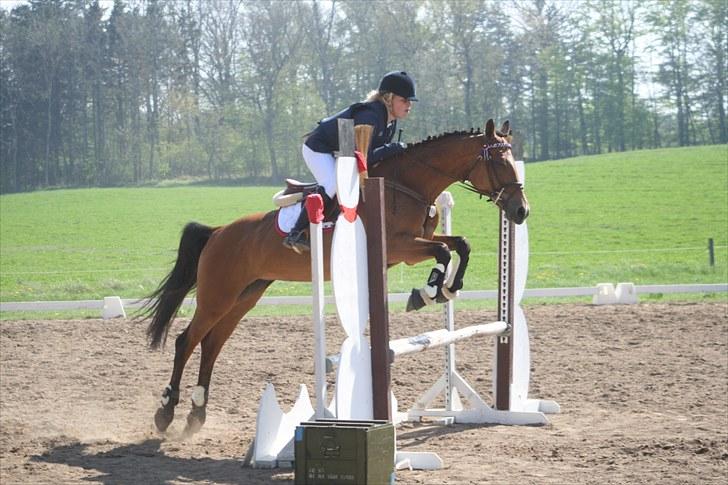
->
<box><xmin>458</xmin><ymin>140</ymin><xmax>523</xmax><ymax>210</ymax></box>
<box><xmin>373</xmin><ymin>135</ymin><xmax>523</xmax><ymax>211</ymax></box>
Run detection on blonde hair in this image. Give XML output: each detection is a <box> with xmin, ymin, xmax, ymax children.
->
<box><xmin>365</xmin><ymin>90</ymin><xmax>394</xmax><ymax>115</ymax></box>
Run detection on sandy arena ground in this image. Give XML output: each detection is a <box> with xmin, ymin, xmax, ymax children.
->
<box><xmin>1</xmin><ymin>302</ymin><xmax>726</xmax><ymax>484</ymax></box>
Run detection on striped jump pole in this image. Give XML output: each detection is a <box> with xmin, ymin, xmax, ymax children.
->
<box><xmin>495</xmin><ymin>202</ymin><xmax>515</xmax><ymax>410</ymax></box>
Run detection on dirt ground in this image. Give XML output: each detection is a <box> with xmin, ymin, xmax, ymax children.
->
<box><xmin>1</xmin><ymin>302</ymin><xmax>726</xmax><ymax>484</ymax></box>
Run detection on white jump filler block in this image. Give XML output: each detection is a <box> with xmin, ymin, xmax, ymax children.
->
<box><xmin>615</xmin><ymin>282</ymin><xmax>639</xmax><ymax>304</ymax></box>
<box><xmin>593</xmin><ymin>283</ymin><xmax>617</xmax><ymax>305</ymax></box>
<box><xmin>102</xmin><ymin>296</ymin><xmax>126</xmax><ymax>319</ymax></box>
<box><xmin>250</xmin><ymin>383</ymin><xmax>314</xmax><ymax>468</ymax></box>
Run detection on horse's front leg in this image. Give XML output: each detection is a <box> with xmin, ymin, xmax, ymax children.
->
<box><xmin>390</xmin><ymin>236</ymin><xmax>451</xmax><ymax>312</ymax></box>
<box><xmin>432</xmin><ymin>234</ymin><xmax>471</xmax><ymax>302</ymax></box>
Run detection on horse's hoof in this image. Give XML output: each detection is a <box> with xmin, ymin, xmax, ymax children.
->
<box><xmin>183</xmin><ymin>406</ymin><xmax>206</xmax><ymax>437</ymax></box>
<box><xmin>406</xmin><ymin>289</ymin><xmax>426</xmax><ymax>312</ymax></box>
<box><xmin>154</xmin><ymin>406</ymin><xmax>175</xmax><ymax>432</ymax></box>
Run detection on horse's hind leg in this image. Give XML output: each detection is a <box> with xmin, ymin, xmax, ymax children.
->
<box><xmin>183</xmin><ymin>279</ymin><xmax>273</xmax><ymax>436</ymax></box>
<box><xmin>154</xmin><ymin>305</ymin><xmax>231</xmax><ymax>432</ymax></box>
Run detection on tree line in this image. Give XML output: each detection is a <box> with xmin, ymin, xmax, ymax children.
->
<box><xmin>0</xmin><ymin>0</ymin><xmax>725</xmax><ymax>193</ymax></box>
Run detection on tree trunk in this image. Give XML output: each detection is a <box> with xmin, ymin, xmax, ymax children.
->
<box><xmin>593</xmin><ymin>78</ymin><xmax>602</xmax><ymax>153</ymax></box>
<box><xmin>616</xmin><ymin>56</ymin><xmax>626</xmax><ymax>151</ymax></box>
<box><xmin>577</xmin><ymin>84</ymin><xmax>589</xmax><ymax>154</ymax></box>
<box><xmin>93</xmin><ymin>81</ymin><xmax>105</xmax><ymax>184</ymax></box>
<box><xmin>463</xmin><ymin>50</ymin><xmax>473</xmax><ymax>128</ymax></box>
<box><xmin>45</xmin><ymin>88</ymin><xmax>52</xmax><ymax>187</ymax></box>
<box><xmin>529</xmin><ymin>77</ymin><xmax>537</xmax><ymax>160</ymax></box>
<box><xmin>147</xmin><ymin>92</ymin><xmax>155</xmax><ymax>179</ymax></box>
<box><xmin>651</xmin><ymin>95</ymin><xmax>661</xmax><ymax>148</ymax></box>
<box><xmin>264</xmin><ymin>102</ymin><xmax>279</xmax><ymax>181</ymax></box>
<box><xmin>553</xmin><ymin>83</ymin><xmax>561</xmax><ymax>158</ymax></box>
<box><xmin>539</xmin><ymin>70</ymin><xmax>549</xmax><ymax>160</ymax></box>
<box><xmin>133</xmin><ymin>99</ymin><xmax>142</xmax><ymax>183</ymax></box>
<box><xmin>12</xmin><ymin>106</ymin><xmax>19</xmax><ymax>191</ymax></box>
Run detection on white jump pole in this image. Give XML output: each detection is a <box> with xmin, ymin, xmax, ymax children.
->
<box><xmin>307</xmin><ymin>195</ymin><xmax>328</xmax><ymax>419</ymax></box>
<box><xmin>389</xmin><ymin>321</ymin><xmax>507</xmax><ymax>357</ymax></box>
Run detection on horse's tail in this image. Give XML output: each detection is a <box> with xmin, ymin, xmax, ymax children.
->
<box><xmin>143</xmin><ymin>222</ymin><xmax>215</xmax><ymax>349</ymax></box>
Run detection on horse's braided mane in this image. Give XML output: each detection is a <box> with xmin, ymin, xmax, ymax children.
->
<box><xmin>407</xmin><ymin>128</ymin><xmax>482</xmax><ymax>149</ymax></box>
<box><xmin>370</xmin><ymin>128</ymin><xmax>483</xmax><ymax>171</ymax></box>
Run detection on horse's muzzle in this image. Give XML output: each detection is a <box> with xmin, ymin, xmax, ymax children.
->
<box><xmin>506</xmin><ymin>197</ymin><xmax>530</xmax><ymax>225</ymax></box>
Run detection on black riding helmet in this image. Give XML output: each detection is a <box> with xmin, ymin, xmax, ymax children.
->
<box><xmin>379</xmin><ymin>71</ymin><xmax>418</xmax><ymax>101</ymax></box>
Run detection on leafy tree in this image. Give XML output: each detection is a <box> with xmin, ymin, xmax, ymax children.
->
<box><xmin>646</xmin><ymin>0</ymin><xmax>696</xmax><ymax>146</ymax></box>
<box><xmin>240</xmin><ymin>0</ymin><xmax>302</xmax><ymax>181</ymax></box>
<box><xmin>0</xmin><ymin>0</ymin><xmax>723</xmax><ymax>193</ymax></box>
<box><xmin>694</xmin><ymin>0</ymin><xmax>727</xmax><ymax>144</ymax></box>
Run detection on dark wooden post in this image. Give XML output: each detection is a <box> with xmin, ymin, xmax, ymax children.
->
<box><xmin>364</xmin><ymin>177</ymin><xmax>392</xmax><ymax>421</ymax></box>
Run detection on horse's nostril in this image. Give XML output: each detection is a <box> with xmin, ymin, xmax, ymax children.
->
<box><xmin>518</xmin><ymin>207</ymin><xmax>527</xmax><ymax>219</ymax></box>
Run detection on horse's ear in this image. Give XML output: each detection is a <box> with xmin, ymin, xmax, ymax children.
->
<box><xmin>485</xmin><ymin>119</ymin><xmax>495</xmax><ymax>137</ymax></box>
<box><xmin>500</xmin><ymin>120</ymin><xmax>510</xmax><ymax>136</ymax></box>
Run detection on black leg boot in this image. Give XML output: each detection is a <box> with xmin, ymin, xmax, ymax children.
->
<box><xmin>282</xmin><ymin>203</ymin><xmax>311</xmax><ymax>254</ymax></box>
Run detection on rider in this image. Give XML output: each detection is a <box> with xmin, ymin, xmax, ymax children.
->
<box><xmin>283</xmin><ymin>70</ymin><xmax>418</xmax><ymax>253</ymax></box>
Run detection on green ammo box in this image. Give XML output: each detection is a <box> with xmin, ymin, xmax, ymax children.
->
<box><xmin>294</xmin><ymin>419</ymin><xmax>395</xmax><ymax>485</ymax></box>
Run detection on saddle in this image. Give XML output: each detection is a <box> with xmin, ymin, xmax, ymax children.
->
<box><xmin>272</xmin><ymin>179</ymin><xmax>321</xmax><ymax>208</ymax></box>
<box><xmin>272</xmin><ymin>179</ymin><xmax>340</xmax><ymax>228</ymax></box>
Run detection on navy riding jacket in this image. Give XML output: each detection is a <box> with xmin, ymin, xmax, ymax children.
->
<box><xmin>305</xmin><ymin>100</ymin><xmax>404</xmax><ymax>162</ymax></box>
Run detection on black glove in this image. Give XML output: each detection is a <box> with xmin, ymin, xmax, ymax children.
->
<box><xmin>371</xmin><ymin>142</ymin><xmax>407</xmax><ymax>162</ymax></box>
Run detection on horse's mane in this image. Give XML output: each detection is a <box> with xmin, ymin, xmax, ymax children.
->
<box><xmin>406</xmin><ymin>128</ymin><xmax>482</xmax><ymax>150</ymax></box>
<box><xmin>370</xmin><ymin>128</ymin><xmax>483</xmax><ymax>174</ymax></box>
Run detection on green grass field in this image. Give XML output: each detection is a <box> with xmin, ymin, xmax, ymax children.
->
<box><xmin>1</xmin><ymin>144</ymin><xmax>726</xmax><ymax>314</ymax></box>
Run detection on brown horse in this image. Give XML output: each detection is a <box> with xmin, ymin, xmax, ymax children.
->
<box><xmin>144</xmin><ymin>119</ymin><xmax>528</xmax><ymax>435</ymax></box>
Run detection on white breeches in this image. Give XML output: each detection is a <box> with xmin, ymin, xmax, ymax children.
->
<box><xmin>302</xmin><ymin>144</ymin><xmax>336</xmax><ymax>198</ymax></box>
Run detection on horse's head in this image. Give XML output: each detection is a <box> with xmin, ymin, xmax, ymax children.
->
<box><xmin>465</xmin><ymin>119</ymin><xmax>529</xmax><ymax>224</ymax></box>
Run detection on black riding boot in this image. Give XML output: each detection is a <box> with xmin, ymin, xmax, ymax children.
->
<box><xmin>283</xmin><ymin>193</ymin><xmax>334</xmax><ymax>254</ymax></box>
<box><xmin>283</xmin><ymin>204</ymin><xmax>311</xmax><ymax>254</ymax></box>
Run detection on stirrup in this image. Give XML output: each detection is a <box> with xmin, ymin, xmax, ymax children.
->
<box><xmin>283</xmin><ymin>231</ymin><xmax>310</xmax><ymax>254</ymax></box>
